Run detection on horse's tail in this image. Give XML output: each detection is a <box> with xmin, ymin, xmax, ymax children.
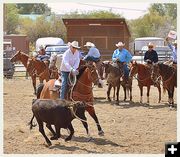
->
<box><xmin>36</xmin><ymin>83</ymin><xmax>44</xmax><ymax>99</ymax></box>
<box><xmin>28</xmin><ymin>115</ymin><xmax>36</xmax><ymax>130</ymax></box>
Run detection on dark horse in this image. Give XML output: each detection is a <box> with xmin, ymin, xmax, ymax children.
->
<box><xmin>151</xmin><ymin>63</ymin><xmax>177</xmax><ymax>107</ymax></box>
<box><xmin>36</xmin><ymin>63</ymin><xmax>104</xmax><ymax>137</ymax></box>
<box><xmin>129</xmin><ymin>61</ymin><xmax>161</xmax><ymax>104</ymax></box>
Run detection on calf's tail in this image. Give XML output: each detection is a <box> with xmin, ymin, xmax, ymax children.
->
<box><xmin>28</xmin><ymin>115</ymin><xmax>36</xmax><ymax>130</ymax></box>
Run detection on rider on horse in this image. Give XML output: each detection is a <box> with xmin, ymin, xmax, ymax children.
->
<box><xmin>36</xmin><ymin>45</ymin><xmax>50</xmax><ymax>66</ymax></box>
<box><xmin>144</xmin><ymin>42</ymin><xmax>158</xmax><ymax>64</ymax></box>
<box><xmin>60</xmin><ymin>41</ymin><xmax>81</xmax><ymax>99</ymax></box>
<box><xmin>112</xmin><ymin>41</ymin><xmax>132</xmax><ymax>86</ymax></box>
<box><xmin>83</xmin><ymin>42</ymin><xmax>101</xmax><ymax>63</ymax></box>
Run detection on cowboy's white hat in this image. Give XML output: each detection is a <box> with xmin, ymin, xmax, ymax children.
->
<box><xmin>68</xmin><ymin>41</ymin><xmax>81</xmax><ymax>49</ymax></box>
<box><xmin>115</xmin><ymin>42</ymin><xmax>125</xmax><ymax>47</ymax></box>
<box><xmin>84</xmin><ymin>42</ymin><xmax>95</xmax><ymax>47</ymax></box>
<box><xmin>39</xmin><ymin>45</ymin><xmax>45</xmax><ymax>50</ymax></box>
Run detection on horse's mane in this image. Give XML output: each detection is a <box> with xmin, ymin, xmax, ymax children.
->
<box><xmin>18</xmin><ymin>51</ymin><xmax>29</xmax><ymax>57</ymax></box>
<box><xmin>158</xmin><ymin>63</ymin><xmax>175</xmax><ymax>73</ymax></box>
<box><xmin>77</xmin><ymin>66</ymin><xmax>87</xmax><ymax>80</ymax></box>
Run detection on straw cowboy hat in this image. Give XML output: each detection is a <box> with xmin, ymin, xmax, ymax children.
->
<box><xmin>84</xmin><ymin>42</ymin><xmax>95</xmax><ymax>47</ymax></box>
<box><xmin>148</xmin><ymin>42</ymin><xmax>154</xmax><ymax>47</ymax></box>
<box><xmin>68</xmin><ymin>41</ymin><xmax>81</xmax><ymax>49</ymax></box>
<box><xmin>115</xmin><ymin>42</ymin><xmax>125</xmax><ymax>47</ymax></box>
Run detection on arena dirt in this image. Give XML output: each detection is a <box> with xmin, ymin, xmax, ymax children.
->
<box><xmin>3</xmin><ymin>78</ymin><xmax>176</xmax><ymax>154</ymax></box>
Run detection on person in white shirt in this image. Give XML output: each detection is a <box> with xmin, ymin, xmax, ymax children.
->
<box><xmin>83</xmin><ymin>42</ymin><xmax>101</xmax><ymax>62</ymax></box>
<box><xmin>60</xmin><ymin>41</ymin><xmax>81</xmax><ymax>99</ymax></box>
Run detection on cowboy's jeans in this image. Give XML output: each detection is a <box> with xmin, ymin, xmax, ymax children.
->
<box><xmin>123</xmin><ymin>64</ymin><xmax>129</xmax><ymax>80</ymax></box>
<box><xmin>60</xmin><ymin>71</ymin><xmax>70</xmax><ymax>99</ymax></box>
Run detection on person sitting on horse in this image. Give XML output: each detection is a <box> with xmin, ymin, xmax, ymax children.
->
<box><xmin>144</xmin><ymin>42</ymin><xmax>158</xmax><ymax>64</ymax></box>
<box><xmin>83</xmin><ymin>42</ymin><xmax>101</xmax><ymax>63</ymax></box>
<box><xmin>112</xmin><ymin>41</ymin><xmax>132</xmax><ymax>85</ymax></box>
<box><xmin>60</xmin><ymin>41</ymin><xmax>81</xmax><ymax>100</ymax></box>
<box><xmin>36</xmin><ymin>45</ymin><xmax>50</xmax><ymax>66</ymax></box>
<box><xmin>166</xmin><ymin>37</ymin><xmax>177</xmax><ymax>64</ymax></box>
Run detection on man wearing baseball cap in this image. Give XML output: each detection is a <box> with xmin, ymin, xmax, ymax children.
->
<box><xmin>60</xmin><ymin>41</ymin><xmax>81</xmax><ymax>99</ymax></box>
<box><xmin>112</xmin><ymin>41</ymin><xmax>132</xmax><ymax>85</ymax></box>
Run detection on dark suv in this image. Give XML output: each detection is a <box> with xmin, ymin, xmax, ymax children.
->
<box><xmin>3</xmin><ymin>51</ymin><xmax>15</xmax><ymax>79</ymax></box>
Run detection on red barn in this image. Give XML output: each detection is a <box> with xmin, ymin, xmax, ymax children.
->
<box><xmin>63</xmin><ymin>18</ymin><xmax>131</xmax><ymax>60</ymax></box>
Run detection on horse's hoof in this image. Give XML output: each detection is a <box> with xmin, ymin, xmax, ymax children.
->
<box><xmin>98</xmin><ymin>130</ymin><xmax>104</xmax><ymax>136</ymax></box>
<box><xmin>50</xmin><ymin>136</ymin><xmax>58</xmax><ymax>140</ymax></box>
<box><xmin>65</xmin><ymin>137</ymin><xmax>72</xmax><ymax>142</ymax></box>
<box><xmin>108</xmin><ymin>99</ymin><xmax>111</xmax><ymax>102</ymax></box>
<box><xmin>47</xmin><ymin>142</ymin><xmax>52</xmax><ymax>146</ymax></box>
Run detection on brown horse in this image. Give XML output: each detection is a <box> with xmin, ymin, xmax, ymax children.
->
<box><xmin>101</xmin><ymin>61</ymin><xmax>132</xmax><ymax>102</ymax></box>
<box><xmin>129</xmin><ymin>61</ymin><xmax>161</xmax><ymax>104</ymax></box>
<box><xmin>36</xmin><ymin>63</ymin><xmax>104</xmax><ymax>137</ymax></box>
<box><xmin>10</xmin><ymin>51</ymin><xmax>37</xmax><ymax>94</ymax></box>
<box><xmin>27</xmin><ymin>57</ymin><xmax>50</xmax><ymax>83</ymax></box>
<box><xmin>151</xmin><ymin>63</ymin><xmax>177</xmax><ymax>107</ymax></box>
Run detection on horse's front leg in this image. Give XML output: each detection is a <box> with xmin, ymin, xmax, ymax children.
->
<box><xmin>31</xmin><ymin>75</ymin><xmax>36</xmax><ymax>95</ymax></box>
<box><xmin>116</xmin><ymin>84</ymin><xmax>120</xmax><ymax>103</ymax></box>
<box><xmin>107</xmin><ymin>83</ymin><xmax>112</xmax><ymax>101</ymax></box>
<box><xmin>147</xmin><ymin>86</ymin><xmax>150</xmax><ymax>104</ymax></box>
<box><xmin>157</xmin><ymin>84</ymin><xmax>161</xmax><ymax>103</ymax></box>
<box><xmin>113</xmin><ymin>86</ymin><xmax>116</xmax><ymax>100</ymax></box>
<box><xmin>139</xmin><ymin>85</ymin><xmax>143</xmax><ymax>103</ymax></box>
<box><xmin>86</xmin><ymin>107</ymin><xmax>104</xmax><ymax>136</ymax></box>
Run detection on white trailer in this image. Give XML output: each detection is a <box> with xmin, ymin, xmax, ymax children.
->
<box><xmin>35</xmin><ymin>37</ymin><xmax>64</xmax><ymax>51</ymax></box>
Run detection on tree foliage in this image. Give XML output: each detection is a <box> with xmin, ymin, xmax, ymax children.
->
<box><xmin>16</xmin><ymin>3</ymin><xmax>51</xmax><ymax>15</ymax></box>
<box><xmin>63</xmin><ymin>10</ymin><xmax>122</xmax><ymax>18</ymax></box>
<box><xmin>18</xmin><ymin>14</ymin><xmax>66</xmax><ymax>45</ymax></box>
<box><xmin>129</xmin><ymin>3</ymin><xmax>177</xmax><ymax>40</ymax></box>
<box><xmin>4</xmin><ymin>4</ymin><xmax>19</xmax><ymax>34</ymax></box>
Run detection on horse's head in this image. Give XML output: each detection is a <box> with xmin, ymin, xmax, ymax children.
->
<box><xmin>10</xmin><ymin>51</ymin><xmax>22</xmax><ymax>63</ymax></box>
<box><xmin>151</xmin><ymin>63</ymin><xmax>160</xmax><ymax>82</ymax></box>
<box><xmin>85</xmin><ymin>63</ymin><xmax>100</xmax><ymax>85</ymax></box>
<box><xmin>49</xmin><ymin>54</ymin><xmax>57</xmax><ymax>69</ymax></box>
<box><xmin>129</xmin><ymin>60</ymin><xmax>138</xmax><ymax>79</ymax></box>
<box><xmin>102</xmin><ymin>61</ymin><xmax>111</xmax><ymax>79</ymax></box>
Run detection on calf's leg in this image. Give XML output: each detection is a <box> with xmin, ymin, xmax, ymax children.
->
<box><xmin>65</xmin><ymin>123</ymin><xmax>74</xmax><ymax>141</ymax></box>
<box><xmin>37</xmin><ymin>119</ymin><xmax>51</xmax><ymax>146</ymax></box>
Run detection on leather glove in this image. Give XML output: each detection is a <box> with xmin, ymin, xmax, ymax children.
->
<box><xmin>71</xmin><ymin>69</ymin><xmax>79</xmax><ymax>76</ymax></box>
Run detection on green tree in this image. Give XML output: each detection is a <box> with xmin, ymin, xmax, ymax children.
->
<box><xmin>16</xmin><ymin>3</ymin><xmax>51</xmax><ymax>15</ymax></box>
<box><xmin>4</xmin><ymin>4</ymin><xmax>19</xmax><ymax>34</ymax></box>
<box><xmin>63</xmin><ymin>10</ymin><xmax>122</xmax><ymax>18</ymax></box>
<box><xmin>150</xmin><ymin>3</ymin><xmax>177</xmax><ymax>20</ymax></box>
<box><xmin>129</xmin><ymin>3</ymin><xmax>177</xmax><ymax>40</ymax></box>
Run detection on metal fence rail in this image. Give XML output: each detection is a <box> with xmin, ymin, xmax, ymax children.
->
<box><xmin>14</xmin><ymin>64</ymin><xmax>28</xmax><ymax>78</ymax></box>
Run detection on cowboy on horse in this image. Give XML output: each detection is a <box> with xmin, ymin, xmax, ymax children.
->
<box><xmin>112</xmin><ymin>41</ymin><xmax>132</xmax><ymax>86</ymax></box>
<box><xmin>59</xmin><ymin>41</ymin><xmax>81</xmax><ymax>100</ymax></box>
<box><xmin>35</xmin><ymin>45</ymin><xmax>50</xmax><ymax>67</ymax></box>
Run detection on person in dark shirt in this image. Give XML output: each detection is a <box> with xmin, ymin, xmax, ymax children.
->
<box><xmin>144</xmin><ymin>42</ymin><xmax>158</xmax><ymax>64</ymax></box>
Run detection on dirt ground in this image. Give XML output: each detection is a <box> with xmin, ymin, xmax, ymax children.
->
<box><xmin>3</xmin><ymin>78</ymin><xmax>177</xmax><ymax>154</ymax></box>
